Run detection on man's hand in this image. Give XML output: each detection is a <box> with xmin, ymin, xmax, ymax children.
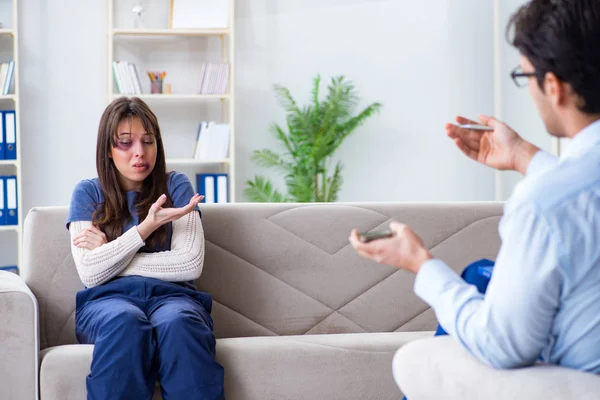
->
<box><xmin>137</xmin><ymin>193</ymin><xmax>204</xmax><ymax>240</ymax></box>
<box><xmin>349</xmin><ymin>222</ymin><xmax>433</xmax><ymax>274</ymax></box>
<box><xmin>446</xmin><ymin>115</ymin><xmax>540</xmax><ymax>174</ymax></box>
<box><xmin>73</xmin><ymin>225</ymin><xmax>108</xmax><ymax>251</ymax></box>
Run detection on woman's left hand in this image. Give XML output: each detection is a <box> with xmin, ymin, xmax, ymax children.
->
<box><xmin>73</xmin><ymin>225</ymin><xmax>108</xmax><ymax>251</ymax></box>
<box><xmin>349</xmin><ymin>221</ymin><xmax>433</xmax><ymax>274</ymax></box>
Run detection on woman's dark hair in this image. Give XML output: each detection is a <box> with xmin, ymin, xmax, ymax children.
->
<box><xmin>507</xmin><ymin>0</ymin><xmax>600</xmax><ymax>113</ymax></box>
<box><xmin>93</xmin><ymin>96</ymin><xmax>172</xmax><ymax>246</ymax></box>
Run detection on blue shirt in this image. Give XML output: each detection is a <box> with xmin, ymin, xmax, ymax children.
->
<box><xmin>416</xmin><ymin>120</ymin><xmax>600</xmax><ymax>372</ymax></box>
<box><xmin>66</xmin><ymin>171</ymin><xmax>199</xmax><ymax>253</ymax></box>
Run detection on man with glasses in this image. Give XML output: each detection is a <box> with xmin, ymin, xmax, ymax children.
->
<box><xmin>350</xmin><ymin>0</ymin><xmax>600</xmax><ymax>388</ymax></box>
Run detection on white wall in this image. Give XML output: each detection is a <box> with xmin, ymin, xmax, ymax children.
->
<box><xmin>20</xmin><ymin>0</ymin><xmax>106</xmax><ymax>208</ymax></box>
<box><xmin>1</xmin><ymin>0</ymin><xmax>550</xmax><ymax>264</ymax></box>
<box><xmin>497</xmin><ymin>0</ymin><xmax>555</xmax><ymax>200</ymax></box>
<box><xmin>235</xmin><ymin>0</ymin><xmax>496</xmax><ymax>202</ymax></box>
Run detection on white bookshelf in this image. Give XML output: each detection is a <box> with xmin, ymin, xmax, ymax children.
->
<box><xmin>112</xmin><ymin>28</ymin><xmax>231</xmax><ymax>36</ymax></box>
<box><xmin>166</xmin><ymin>158</ymin><xmax>231</xmax><ymax>165</ymax></box>
<box><xmin>0</xmin><ymin>0</ymin><xmax>21</xmax><ymax>272</ymax></box>
<box><xmin>110</xmin><ymin>93</ymin><xmax>230</xmax><ymax>101</ymax></box>
<box><xmin>106</xmin><ymin>0</ymin><xmax>236</xmax><ymax>202</ymax></box>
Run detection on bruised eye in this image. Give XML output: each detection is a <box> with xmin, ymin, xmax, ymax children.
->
<box><xmin>118</xmin><ymin>140</ymin><xmax>132</xmax><ymax>147</ymax></box>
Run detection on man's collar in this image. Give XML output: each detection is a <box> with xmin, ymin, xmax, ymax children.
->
<box><xmin>561</xmin><ymin>119</ymin><xmax>600</xmax><ymax>161</ymax></box>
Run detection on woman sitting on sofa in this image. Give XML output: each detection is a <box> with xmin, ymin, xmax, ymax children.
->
<box><xmin>66</xmin><ymin>97</ymin><xmax>225</xmax><ymax>400</ymax></box>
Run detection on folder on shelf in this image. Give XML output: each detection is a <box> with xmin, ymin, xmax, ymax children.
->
<box><xmin>217</xmin><ymin>174</ymin><xmax>229</xmax><ymax>203</ymax></box>
<box><xmin>194</xmin><ymin>121</ymin><xmax>213</xmax><ymax>160</ymax></box>
<box><xmin>192</xmin><ymin>121</ymin><xmax>208</xmax><ymax>160</ymax></box>
<box><xmin>0</xmin><ymin>176</ymin><xmax>5</xmax><ymax>226</ymax></box>
<box><xmin>3</xmin><ymin>61</ymin><xmax>14</xmax><ymax>95</ymax></box>
<box><xmin>196</xmin><ymin>173</ymin><xmax>229</xmax><ymax>204</ymax></box>
<box><xmin>0</xmin><ymin>265</ymin><xmax>18</xmax><ymax>274</ymax></box>
<box><xmin>193</xmin><ymin>122</ymin><xmax>230</xmax><ymax>160</ymax></box>
<box><xmin>0</xmin><ymin>113</ymin><xmax>4</xmax><ymax>160</ymax></box>
<box><xmin>4</xmin><ymin>111</ymin><xmax>16</xmax><ymax>160</ymax></box>
<box><xmin>0</xmin><ymin>64</ymin><xmax>7</xmax><ymax>93</ymax></box>
<box><xmin>198</xmin><ymin>174</ymin><xmax>215</xmax><ymax>204</ymax></box>
<box><xmin>5</xmin><ymin>175</ymin><xmax>17</xmax><ymax>225</ymax></box>
<box><xmin>112</xmin><ymin>61</ymin><xmax>124</xmax><ymax>94</ymax></box>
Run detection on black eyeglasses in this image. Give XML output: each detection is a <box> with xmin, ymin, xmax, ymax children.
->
<box><xmin>511</xmin><ymin>66</ymin><xmax>536</xmax><ymax>88</ymax></box>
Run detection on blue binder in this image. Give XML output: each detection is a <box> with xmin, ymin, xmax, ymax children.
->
<box><xmin>0</xmin><ymin>265</ymin><xmax>18</xmax><ymax>274</ymax></box>
<box><xmin>4</xmin><ymin>111</ymin><xmax>16</xmax><ymax>160</ymax></box>
<box><xmin>196</xmin><ymin>173</ymin><xmax>229</xmax><ymax>203</ymax></box>
<box><xmin>0</xmin><ymin>176</ymin><xmax>5</xmax><ymax>225</ymax></box>
<box><xmin>5</xmin><ymin>175</ymin><xmax>17</xmax><ymax>225</ymax></box>
<box><xmin>0</xmin><ymin>112</ymin><xmax>4</xmax><ymax>160</ymax></box>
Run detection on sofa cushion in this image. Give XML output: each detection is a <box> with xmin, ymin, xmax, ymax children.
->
<box><xmin>23</xmin><ymin>204</ymin><xmax>503</xmax><ymax>349</ymax></box>
<box><xmin>393</xmin><ymin>336</ymin><xmax>600</xmax><ymax>399</ymax></box>
<box><xmin>40</xmin><ymin>331</ymin><xmax>431</xmax><ymax>400</ymax></box>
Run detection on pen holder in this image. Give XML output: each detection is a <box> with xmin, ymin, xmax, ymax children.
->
<box><xmin>150</xmin><ymin>78</ymin><xmax>163</xmax><ymax>94</ymax></box>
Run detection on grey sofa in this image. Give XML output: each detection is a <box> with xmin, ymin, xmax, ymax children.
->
<box><xmin>3</xmin><ymin>202</ymin><xmax>508</xmax><ymax>399</ymax></box>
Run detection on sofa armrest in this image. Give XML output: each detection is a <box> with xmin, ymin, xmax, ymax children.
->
<box><xmin>0</xmin><ymin>271</ymin><xmax>38</xmax><ymax>400</ymax></box>
<box><xmin>393</xmin><ymin>336</ymin><xmax>600</xmax><ymax>400</ymax></box>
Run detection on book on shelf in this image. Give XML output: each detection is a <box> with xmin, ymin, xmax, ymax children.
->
<box><xmin>0</xmin><ymin>61</ymin><xmax>14</xmax><ymax>95</ymax></box>
<box><xmin>113</xmin><ymin>61</ymin><xmax>143</xmax><ymax>95</ymax></box>
<box><xmin>197</xmin><ymin>63</ymin><xmax>229</xmax><ymax>95</ymax></box>
<box><xmin>192</xmin><ymin>121</ymin><xmax>230</xmax><ymax>160</ymax></box>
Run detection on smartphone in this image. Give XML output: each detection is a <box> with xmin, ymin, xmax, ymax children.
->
<box><xmin>359</xmin><ymin>230</ymin><xmax>395</xmax><ymax>243</ymax></box>
<box><xmin>457</xmin><ymin>124</ymin><xmax>494</xmax><ymax>131</ymax></box>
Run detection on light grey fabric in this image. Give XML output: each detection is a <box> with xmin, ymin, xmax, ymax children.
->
<box><xmin>393</xmin><ymin>336</ymin><xmax>600</xmax><ymax>400</ymax></box>
<box><xmin>39</xmin><ymin>345</ymin><xmax>162</xmax><ymax>400</ymax></box>
<box><xmin>22</xmin><ymin>203</ymin><xmax>506</xmax><ymax>399</ymax></box>
<box><xmin>22</xmin><ymin>203</ymin><xmax>503</xmax><ymax>347</ymax></box>
<box><xmin>218</xmin><ymin>332</ymin><xmax>432</xmax><ymax>400</ymax></box>
<box><xmin>0</xmin><ymin>270</ymin><xmax>38</xmax><ymax>400</ymax></box>
<box><xmin>40</xmin><ymin>332</ymin><xmax>431</xmax><ymax>400</ymax></box>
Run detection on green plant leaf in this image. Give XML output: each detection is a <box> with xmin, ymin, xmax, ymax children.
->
<box><xmin>325</xmin><ymin>162</ymin><xmax>344</xmax><ymax>202</ymax></box>
<box><xmin>324</xmin><ymin>102</ymin><xmax>383</xmax><ymax>156</ymax></box>
<box><xmin>251</xmin><ymin>149</ymin><xmax>292</xmax><ymax>174</ymax></box>
<box><xmin>270</xmin><ymin>123</ymin><xmax>296</xmax><ymax>159</ymax></box>
<box><xmin>312</xmin><ymin>75</ymin><xmax>321</xmax><ymax>114</ymax></box>
<box><xmin>273</xmin><ymin>84</ymin><xmax>300</xmax><ymax>115</ymax></box>
<box><xmin>286</xmin><ymin>169</ymin><xmax>315</xmax><ymax>202</ymax></box>
<box><xmin>244</xmin><ymin>176</ymin><xmax>289</xmax><ymax>203</ymax></box>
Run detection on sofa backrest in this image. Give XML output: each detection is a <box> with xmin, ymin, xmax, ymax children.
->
<box><xmin>22</xmin><ymin>203</ymin><xmax>503</xmax><ymax>350</ymax></box>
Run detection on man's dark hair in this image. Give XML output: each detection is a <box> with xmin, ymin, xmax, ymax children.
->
<box><xmin>507</xmin><ymin>0</ymin><xmax>600</xmax><ymax>114</ymax></box>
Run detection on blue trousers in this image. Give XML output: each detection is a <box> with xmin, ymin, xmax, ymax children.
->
<box><xmin>75</xmin><ymin>276</ymin><xmax>225</xmax><ymax>400</ymax></box>
<box><xmin>434</xmin><ymin>258</ymin><xmax>494</xmax><ymax>336</ymax></box>
<box><xmin>403</xmin><ymin>259</ymin><xmax>494</xmax><ymax>400</ymax></box>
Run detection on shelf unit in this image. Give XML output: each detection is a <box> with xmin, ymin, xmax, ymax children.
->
<box><xmin>106</xmin><ymin>0</ymin><xmax>235</xmax><ymax>202</ymax></box>
<box><xmin>112</xmin><ymin>28</ymin><xmax>231</xmax><ymax>37</ymax></box>
<box><xmin>0</xmin><ymin>0</ymin><xmax>21</xmax><ymax>272</ymax></box>
<box><xmin>109</xmin><ymin>93</ymin><xmax>230</xmax><ymax>101</ymax></box>
<box><xmin>0</xmin><ymin>159</ymin><xmax>17</xmax><ymax>166</ymax></box>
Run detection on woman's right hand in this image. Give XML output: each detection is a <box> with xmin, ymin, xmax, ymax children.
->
<box><xmin>137</xmin><ymin>193</ymin><xmax>204</xmax><ymax>240</ymax></box>
<box><xmin>445</xmin><ymin>115</ymin><xmax>540</xmax><ymax>174</ymax></box>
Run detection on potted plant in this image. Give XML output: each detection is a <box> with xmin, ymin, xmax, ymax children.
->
<box><xmin>245</xmin><ymin>75</ymin><xmax>382</xmax><ymax>202</ymax></box>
